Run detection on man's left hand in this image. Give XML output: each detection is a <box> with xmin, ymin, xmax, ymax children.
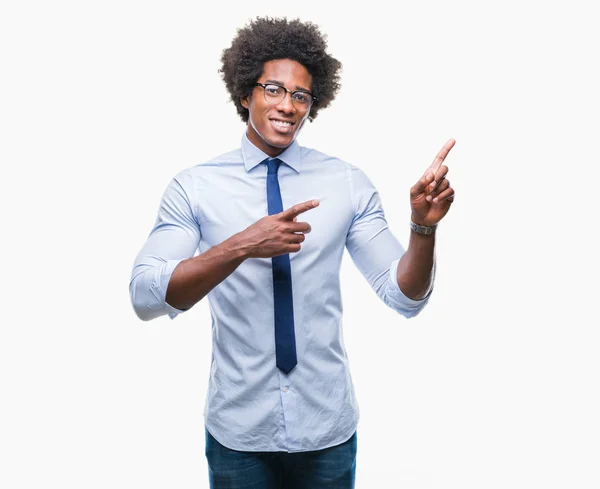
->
<box><xmin>409</xmin><ymin>139</ymin><xmax>456</xmax><ymax>227</ymax></box>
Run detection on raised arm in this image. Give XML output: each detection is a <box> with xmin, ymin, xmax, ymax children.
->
<box><xmin>398</xmin><ymin>139</ymin><xmax>456</xmax><ymax>299</ymax></box>
<box><xmin>345</xmin><ymin>165</ymin><xmax>428</xmax><ymax>318</ymax></box>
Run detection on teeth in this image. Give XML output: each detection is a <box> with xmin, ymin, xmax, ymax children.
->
<box><xmin>272</xmin><ymin>120</ymin><xmax>292</xmax><ymax>127</ymax></box>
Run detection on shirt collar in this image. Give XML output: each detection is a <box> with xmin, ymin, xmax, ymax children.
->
<box><xmin>241</xmin><ymin>131</ymin><xmax>301</xmax><ymax>173</ymax></box>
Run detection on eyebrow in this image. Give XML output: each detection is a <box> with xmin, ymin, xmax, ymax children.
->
<box><xmin>264</xmin><ymin>79</ymin><xmax>312</xmax><ymax>93</ymax></box>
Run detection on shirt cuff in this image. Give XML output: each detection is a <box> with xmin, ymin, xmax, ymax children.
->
<box><xmin>385</xmin><ymin>257</ymin><xmax>433</xmax><ymax>317</ymax></box>
<box><xmin>151</xmin><ymin>258</ymin><xmax>188</xmax><ymax>319</ymax></box>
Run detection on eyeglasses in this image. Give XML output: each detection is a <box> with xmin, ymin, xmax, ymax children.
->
<box><xmin>255</xmin><ymin>83</ymin><xmax>316</xmax><ymax>110</ymax></box>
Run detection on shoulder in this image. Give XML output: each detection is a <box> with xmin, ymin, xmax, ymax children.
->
<box><xmin>297</xmin><ymin>144</ymin><xmax>379</xmax><ymax>197</ymax></box>
<box><xmin>163</xmin><ymin>148</ymin><xmax>242</xmax><ymax>196</ymax></box>
<box><xmin>302</xmin><ymin>145</ymin><xmax>374</xmax><ymax>183</ymax></box>
<box><xmin>172</xmin><ymin>147</ymin><xmax>243</xmax><ymax>180</ymax></box>
<box><xmin>298</xmin><ymin>145</ymin><xmax>352</xmax><ymax>173</ymax></box>
<box><xmin>191</xmin><ymin>148</ymin><xmax>243</xmax><ymax>172</ymax></box>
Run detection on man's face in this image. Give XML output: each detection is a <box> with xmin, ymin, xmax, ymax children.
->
<box><xmin>241</xmin><ymin>59</ymin><xmax>313</xmax><ymax>157</ymax></box>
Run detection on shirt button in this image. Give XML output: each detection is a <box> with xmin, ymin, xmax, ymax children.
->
<box><xmin>283</xmin><ymin>387</ymin><xmax>289</xmax><ymax>393</ymax></box>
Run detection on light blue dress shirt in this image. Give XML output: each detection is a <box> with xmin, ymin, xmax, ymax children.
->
<box><xmin>129</xmin><ymin>133</ymin><xmax>432</xmax><ymax>453</ymax></box>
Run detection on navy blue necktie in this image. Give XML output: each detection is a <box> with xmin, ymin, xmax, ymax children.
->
<box><xmin>265</xmin><ymin>157</ymin><xmax>297</xmax><ymax>374</ymax></box>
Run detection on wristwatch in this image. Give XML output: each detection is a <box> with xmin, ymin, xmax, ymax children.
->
<box><xmin>410</xmin><ymin>220</ymin><xmax>437</xmax><ymax>235</ymax></box>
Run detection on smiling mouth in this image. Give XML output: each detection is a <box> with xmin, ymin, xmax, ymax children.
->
<box><xmin>270</xmin><ymin>119</ymin><xmax>295</xmax><ymax>132</ymax></box>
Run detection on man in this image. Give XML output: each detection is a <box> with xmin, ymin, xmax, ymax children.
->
<box><xmin>129</xmin><ymin>16</ymin><xmax>455</xmax><ymax>489</ymax></box>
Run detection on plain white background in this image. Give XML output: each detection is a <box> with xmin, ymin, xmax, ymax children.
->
<box><xmin>1</xmin><ymin>0</ymin><xmax>598</xmax><ymax>487</ymax></box>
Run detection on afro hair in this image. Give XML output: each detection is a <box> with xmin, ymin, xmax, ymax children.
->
<box><xmin>219</xmin><ymin>16</ymin><xmax>342</xmax><ymax>123</ymax></box>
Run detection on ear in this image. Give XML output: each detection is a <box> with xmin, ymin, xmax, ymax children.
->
<box><xmin>240</xmin><ymin>94</ymin><xmax>250</xmax><ymax>109</ymax></box>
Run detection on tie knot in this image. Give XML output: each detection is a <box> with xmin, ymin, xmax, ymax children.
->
<box><xmin>266</xmin><ymin>157</ymin><xmax>282</xmax><ymax>175</ymax></box>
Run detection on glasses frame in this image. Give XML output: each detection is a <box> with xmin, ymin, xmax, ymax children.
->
<box><xmin>254</xmin><ymin>83</ymin><xmax>317</xmax><ymax>110</ymax></box>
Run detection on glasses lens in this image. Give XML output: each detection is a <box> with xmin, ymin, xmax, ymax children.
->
<box><xmin>263</xmin><ymin>85</ymin><xmax>285</xmax><ymax>104</ymax></box>
<box><xmin>292</xmin><ymin>91</ymin><xmax>313</xmax><ymax>108</ymax></box>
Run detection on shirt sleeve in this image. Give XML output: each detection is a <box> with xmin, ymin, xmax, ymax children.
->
<box><xmin>345</xmin><ymin>164</ymin><xmax>432</xmax><ymax>318</ymax></box>
<box><xmin>129</xmin><ymin>169</ymin><xmax>201</xmax><ymax>321</ymax></box>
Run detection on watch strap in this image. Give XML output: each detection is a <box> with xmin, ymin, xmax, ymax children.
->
<box><xmin>410</xmin><ymin>220</ymin><xmax>437</xmax><ymax>235</ymax></box>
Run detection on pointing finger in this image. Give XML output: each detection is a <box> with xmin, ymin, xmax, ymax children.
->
<box><xmin>427</xmin><ymin>139</ymin><xmax>456</xmax><ymax>174</ymax></box>
<box><xmin>282</xmin><ymin>199</ymin><xmax>320</xmax><ymax>220</ymax></box>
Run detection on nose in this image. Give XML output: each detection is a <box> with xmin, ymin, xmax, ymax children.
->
<box><xmin>275</xmin><ymin>92</ymin><xmax>296</xmax><ymax>114</ymax></box>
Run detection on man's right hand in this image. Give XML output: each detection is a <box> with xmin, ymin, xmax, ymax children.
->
<box><xmin>239</xmin><ymin>199</ymin><xmax>319</xmax><ymax>259</ymax></box>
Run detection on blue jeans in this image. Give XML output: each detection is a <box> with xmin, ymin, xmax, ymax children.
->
<box><xmin>205</xmin><ymin>428</ymin><xmax>357</xmax><ymax>489</ymax></box>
